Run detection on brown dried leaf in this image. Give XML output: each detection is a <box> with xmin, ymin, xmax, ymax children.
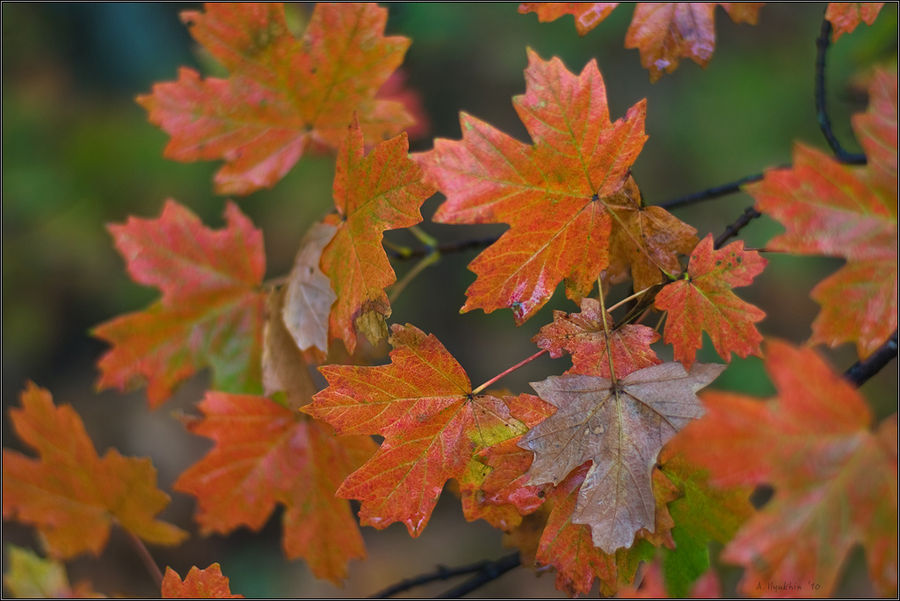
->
<box><xmin>282</xmin><ymin>222</ymin><xmax>337</xmax><ymax>358</ymax></box>
<box><xmin>263</xmin><ymin>289</ymin><xmax>317</xmax><ymax>410</ymax></box>
<box><xmin>519</xmin><ymin>362</ymin><xmax>724</xmax><ymax>553</ymax></box>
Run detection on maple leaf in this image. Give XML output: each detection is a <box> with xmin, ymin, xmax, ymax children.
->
<box><xmin>174</xmin><ymin>391</ymin><xmax>374</xmax><ymax>584</ymax></box>
<box><xmin>282</xmin><ymin>222</ymin><xmax>337</xmax><ymax>360</ymax></box>
<box><xmin>459</xmin><ymin>393</ymin><xmax>556</xmax><ymax>531</ymax></box>
<box><xmin>418</xmin><ymin>49</ymin><xmax>648</xmax><ymax>324</ymax></box>
<box><xmin>3</xmin><ymin>545</ymin><xmax>103</xmax><ymax>598</ymax></box>
<box><xmin>520</xmin><ymin>361</ymin><xmax>724</xmax><ymax>554</ymax></box>
<box><xmin>2</xmin><ymin>383</ymin><xmax>186</xmax><ymax>559</ymax></box>
<box><xmin>161</xmin><ymin>564</ymin><xmax>242</xmax><ymax>598</ymax></box>
<box><xmin>654</xmin><ymin>234</ymin><xmax>766</xmax><ymax>369</ymax></box>
<box><xmin>305</xmin><ymin>323</ymin><xmax>530</xmax><ymax>536</ymax></box>
<box><xmin>92</xmin><ymin>200</ymin><xmax>265</xmax><ymax>407</ymax></box>
<box><xmin>748</xmin><ymin>69</ymin><xmax>897</xmax><ymax>359</ymax></box>
<box><xmin>671</xmin><ymin>339</ymin><xmax>898</xmax><ymax>597</ymax></box>
<box><xmin>605</xmin><ymin>178</ymin><xmax>699</xmax><ymax>290</ymax></box>
<box><xmin>518</xmin><ymin>2</ymin><xmax>620</xmax><ymax>35</ymax></box>
<box><xmin>826</xmin><ymin>2</ymin><xmax>885</xmax><ymax>40</ymax></box>
<box><xmin>534</xmin><ymin>297</ymin><xmax>661</xmax><ymax>378</ymax></box>
<box><xmin>518</xmin><ymin>3</ymin><xmax>763</xmax><ymax>82</ymax></box>
<box><xmin>527</xmin><ymin>463</ymin><xmax>674</xmax><ymax>596</ymax></box>
<box><xmin>658</xmin><ymin>453</ymin><xmax>754</xmax><ymax>597</ymax></box>
<box><xmin>319</xmin><ymin>118</ymin><xmax>435</xmax><ymax>354</ymax></box>
<box><xmin>138</xmin><ymin>3</ymin><xmax>415</xmax><ymax>195</ymax></box>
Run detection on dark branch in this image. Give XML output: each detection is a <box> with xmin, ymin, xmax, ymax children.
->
<box><xmin>434</xmin><ymin>552</ymin><xmax>521</xmax><ymax>598</ymax></box>
<box><xmin>387</xmin><ymin>236</ymin><xmax>498</xmax><ymax>261</ymax></box>
<box><xmin>369</xmin><ymin>552</ymin><xmax>520</xmax><ymax>598</ymax></box>
<box><xmin>844</xmin><ymin>330</ymin><xmax>899</xmax><ymax>387</ymax></box>
<box><xmin>815</xmin><ymin>16</ymin><xmax>867</xmax><ymax>164</ymax></box>
<box><xmin>714</xmin><ymin>205</ymin><xmax>762</xmax><ymax>249</ymax></box>
<box><xmin>656</xmin><ymin>170</ymin><xmax>771</xmax><ymax>210</ymax></box>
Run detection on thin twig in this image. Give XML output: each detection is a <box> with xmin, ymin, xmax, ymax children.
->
<box><xmin>844</xmin><ymin>330</ymin><xmax>899</xmax><ymax>387</ymax></box>
<box><xmin>714</xmin><ymin>206</ymin><xmax>762</xmax><ymax>249</ymax></box>
<box><xmin>433</xmin><ymin>552</ymin><xmax>522</xmax><ymax>598</ymax></box>
<box><xmin>370</xmin><ymin>553</ymin><xmax>520</xmax><ymax>598</ymax></box>
<box><xmin>815</xmin><ymin>15</ymin><xmax>867</xmax><ymax>164</ymax></box>
<box><xmin>122</xmin><ymin>528</ymin><xmax>163</xmax><ymax>590</ymax></box>
<box><xmin>387</xmin><ymin>236</ymin><xmax>498</xmax><ymax>260</ymax></box>
<box><xmin>656</xmin><ymin>171</ymin><xmax>771</xmax><ymax>210</ymax></box>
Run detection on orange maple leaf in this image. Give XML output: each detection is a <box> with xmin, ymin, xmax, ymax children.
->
<box><xmin>670</xmin><ymin>339</ymin><xmax>898</xmax><ymax>597</ymax></box>
<box><xmin>2</xmin><ymin>383</ymin><xmax>186</xmax><ymax>559</ymax></box>
<box><xmin>161</xmin><ymin>564</ymin><xmax>242</xmax><ymax>598</ymax></box>
<box><xmin>305</xmin><ymin>324</ymin><xmax>533</xmax><ymax>537</ymax></box>
<box><xmin>93</xmin><ymin>200</ymin><xmax>266</xmax><ymax>407</ymax></box>
<box><xmin>174</xmin><ymin>392</ymin><xmax>374</xmax><ymax>584</ymax></box>
<box><xmin>320</xmin><ymin>118</ymin><xmax>435</xmax><ymax>354</ymax></box>
<box><xmin>138</xmin><ymin>3</ymin><xmax>415</xmax><ymax>195</ymax></box>
<box><xmin>419</xmin><ymin>49</ymin><xmax>648</xmax><ymax>324</ymax></box>
<box><xmin>748</xmin><ymin>68</ymin><xmax>897</xmax><ymax>359</ymax></box>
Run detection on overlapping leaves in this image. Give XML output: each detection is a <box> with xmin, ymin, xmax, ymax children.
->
<box><xmin>420</xmin><ymin>49</ymin><xmax>664</xmax><ymax>324</ymax></box>
<box><xmin>306</xmin><ymin>324</ymin><xmax>532</xmax><ymax>537</ymax></box>
<box><xmin>174</xmin><ymin>392</ymin><xmax>374</xmax><ymax>583</ymax></box>
<box><xmin>139</xmin><ymin>3</ymin><xmax>415</xmax><ymax>194</ymax></box>
<box><xmin>671</xmin><ymin>340</ymin><xmax>898</xmax><ymax>597</ymax></box>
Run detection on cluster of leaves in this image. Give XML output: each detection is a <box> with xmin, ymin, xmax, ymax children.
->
<box><xmin>2</xmin><ymin>2</ymin><xmax>896</xmax><ymax>598</ymax></box>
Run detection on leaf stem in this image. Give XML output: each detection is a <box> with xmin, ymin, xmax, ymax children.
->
<box><xmin>384</xmin><ymin>238</ymin><xmax>413</xmax><ymax>259</ymax></box>
<box><xmin>815</xmin><ymin>15</ymin><xmax>867</xmax><ymax>164</ymax></box>
<box><xmin>408</xmin><ymin>224</ymin><xmax>439</xmax><ymax>249</ymax></box>
<box><xmin>389</xmin><ymin>250</ymin><xmax>440</xmax><ymax>304</ymax></box>
<box><xmin>606</xmin><ymin>285</ymin><xmax>654</xmax><ymax>313</ymax></box>
<box><xmin>471</xmin><ymin>349</ymin><xmax>547</xmax><ymax>396</ymax></box>
<box><xmin>597</xmin><ymin>278</ymin><xmax>618</xmax><ymax>386</ymax></box>
<box><xmin>386</xmin><ymin>236</ymin><xmax>499</xmax><ymax>261</ymax></box>
<box><xmin>122</xmin><ymin>527</ymin><xmax>163</xmax><ymax>590</ymax></box>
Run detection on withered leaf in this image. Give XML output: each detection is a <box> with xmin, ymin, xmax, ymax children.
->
<box><xmin>262</xmin><ymin>288</ymin><xmax>318</xmax><ymax>410</ymax></box>
<box><xmin>519</xmin><ymin>362</ymin><xmax>724</xmax><ymax>553</ymax></box>
<box><xmin>282</xmin><ymin>222</ymin><xmax>337</xmax><ymax>358</ymax></box>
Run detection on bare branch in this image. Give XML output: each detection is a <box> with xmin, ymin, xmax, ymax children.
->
<box><xmin>844</xmin><ymin>331</ymin><xmax>899</xmax><ymax>387</ymax></box>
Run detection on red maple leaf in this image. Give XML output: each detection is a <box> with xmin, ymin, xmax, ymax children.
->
<box><xmin>654</xmin><ymin>234</ymin><xmax>766</xmax><ymax>368</ymax></box>
<box><xmin>529</xmin><ymin>463</ymin><xmax>676</xmax><ymax>596</ymax></box>
<box><xmin>92</xmin><ymin>200</ymin><xmax>266</xmax><ymax>407</ymax></box>
<box><xmin>826</xmin><ymin>2</ymin><xmax>885</xmax><ymax>40</ymax></box>
<box><xmin>174</xmin><ymin>391</ymin><xmax>374</xmax><ymax>584</ymax></box>
<box><xmin>319</xmin><ymin>118</ymin><xmax>435</xmax><ymax>354</ymax></box>
<box><xmin>418</xmin><ymin>49</ymin><xmax>648</xmax><ymax>324</ymax></box>
<box><xmin>305</xmin><ymin>324</ymin><xmax>533</xmax><ymax>536</ymax></box>
<box><xmin>670</xmin><ymin>339</ymin><xmax>898</xmax><ymax>597</ymax></box>
<box><xmin>748</xmin><ymin>68</ymin><xmax>897</xmax><ymax>359</ymax></box>
<box><xmin>534</xmin><ymin>297</ymin><xmax>661</xmax><ymax>378</ymax></box>
<box><xmin>2</xmin><ymin>383</ymin><xmax>186</xmax><ymax>559</ymax></box>
<box><xmin>518</xmin><ymin>3</ymin><xmax>763</xmax><ymax>82</ymax></box>
<box><xmin>138</xmin><ymin>3</ymin><xmax>415</xmax><ymax>195</ymax></box>
<box><xmin>161</xmin><ymin>564</ymin><xmax>242</xmax><ymax>598</ymax></box>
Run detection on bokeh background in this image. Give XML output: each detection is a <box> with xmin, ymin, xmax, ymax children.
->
<box><xmin>2</xmin><ymin>2</ymin><xmax>897</xmax><ymax>597</ymax></box>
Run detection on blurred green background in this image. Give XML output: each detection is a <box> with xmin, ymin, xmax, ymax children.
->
<box><xmin>2</xmin><ymin>2</ymin><xmax>897</xmax><ymax>597</ymax></box>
